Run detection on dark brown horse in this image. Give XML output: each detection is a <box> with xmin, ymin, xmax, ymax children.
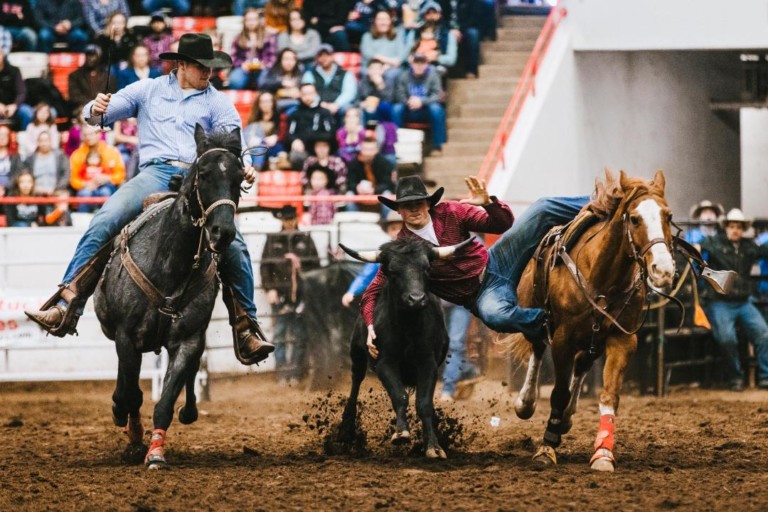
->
<box><xmin>508</xmin><ymin>170</ymin><xmax>675</xmax><ymax>472</ymax></box>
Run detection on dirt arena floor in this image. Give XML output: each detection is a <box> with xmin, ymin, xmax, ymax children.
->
<box><xmin>2</xmin><ymin>375</ymin><xmax>768</xmax><ymax>512</ymax></box>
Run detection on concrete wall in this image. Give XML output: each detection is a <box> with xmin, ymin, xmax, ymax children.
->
<box><xmin>740</xmin><ymin>109</ymin><xmax>768</xmax><ymax>218</ymax></box>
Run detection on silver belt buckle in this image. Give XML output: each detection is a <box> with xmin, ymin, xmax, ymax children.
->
<box><xmin>165</xmin><ymin>160</ymin><xmax>191</xmax><ymax>169</ymax></box>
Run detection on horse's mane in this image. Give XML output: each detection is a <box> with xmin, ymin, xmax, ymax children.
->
<box><xmin>586</xmin><ymin>170</ymin><xmax>656</xmax><ymax>219</ymax></box>
<box><xmin>199</xmin><ymin>130</ymin><xmax>242</xmax><ymax>159</ymax></box>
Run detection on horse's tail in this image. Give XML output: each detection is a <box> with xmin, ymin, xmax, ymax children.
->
<box><xmin>494</xmin><ymin>332</ymin><xmax>532</xmax><ymax>363</ymax></box>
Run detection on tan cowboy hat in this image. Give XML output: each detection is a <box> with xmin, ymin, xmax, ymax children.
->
<box><xmin>689</xmin><ymin>200</ymin><xmax>724</xmax><ymax>219</ymax></box>
<box><xmin>720</xmin><ymin>208</ymin><xmax>752</xmax><ymax>229</ymax></box>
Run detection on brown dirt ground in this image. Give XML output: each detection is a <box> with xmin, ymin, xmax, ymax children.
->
<box><xmin>2</xmin><ymin>375</ymin><xmax>768</xmax><ymax>512</ymax></box>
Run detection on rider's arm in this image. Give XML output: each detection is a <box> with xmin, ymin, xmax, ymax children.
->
<box><xmin>456</xmin><ymin>198</ymin><xmax>514</xmax><ymax>234</ymax></box>
<box><xmin>360</xmin><ymin>267</ymin><xmax>386</xmax><ymax>327</ymax></box>
<box><xmin>83</xmin><ymin>80</ymin><xmax>143</xmax><ymax>126</ymax></box>
<box><xmin>347</xmin><ymin>263</ymin><xmax>380</xmax><ymax>297</ymax></box>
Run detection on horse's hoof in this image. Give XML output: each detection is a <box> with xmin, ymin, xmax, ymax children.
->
<box><xmin>590</xmin><ymin>448</ymin><xmax>615</xmax><ymax>472</ymax></box>
<box><xmin>147</xmin><ymin>461</ymin><xmax>169</xmax><ymax>471</ymax></box>
<box><xmin>532</xmin><ymin>445</ymin><xmax>557</xmax><ymax>465</ymax></box>
<box><xmin>177</xmin><ymin>404</ymin><xmax>198</xmax><ymax>425</ymax></box>
<box><xmin>390</xmin><ymin>430</ymin><xmax>411</xmax><ymax>445</ymax></box>
<box><xmin>425</xmin><ymin>446</ymin><xmax>447</xmax><ymax>459</ymax></box>
<box><xmin>122</xmin><ymin>442</ymin><xmax>148</xmax><ymax>465</ymax></box>
<box><xmin>514</xmin><ymin>398</ymin><xmax>536</xmax><ymax>420</ymax></box>
<box><xmin>146</xmin><ymin>453</ymin><xmax>168</xmax><ymax>470</ymax></box>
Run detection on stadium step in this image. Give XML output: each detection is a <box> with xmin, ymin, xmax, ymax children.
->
<box><xmin>447</xmin><ymin>117</ymin><xmax>503</xmax><ymax>130</ymax></box>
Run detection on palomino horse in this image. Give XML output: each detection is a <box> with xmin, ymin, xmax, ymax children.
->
<box><xmin>93</xmin><ymin>125</ymin><xmax>245</xmax><ymax>469</ymax></box>
<box><xmin>509</xmin><ymin>170</ymin><xmax>676</xmax><ymax>472</ymax></box>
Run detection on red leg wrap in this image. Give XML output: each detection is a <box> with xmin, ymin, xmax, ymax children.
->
<box><xmin>593</xmin><ymin>414</ymin><xmax>615</xmax><ymax>452</ymax></box>
<box><xmin>144</xmin><ymin>429</ymin><xmax>166</xmax><ymax>464</ymax></box>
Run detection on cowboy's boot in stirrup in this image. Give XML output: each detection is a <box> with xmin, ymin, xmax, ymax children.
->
<box><xmin>24</xmin><ymin>242</ymin><xmax>113</xmax><ymax>337</ymax></box>
<box><xmin>222</xmin><ymin>286</ymin><xmax>275</xmax><ymax>365</ymax></box>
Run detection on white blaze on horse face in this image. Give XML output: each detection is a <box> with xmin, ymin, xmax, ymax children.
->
<box><xmin>636</xmin><ymin>198</ymin><xmax>675</xmax><ymax>287</ymax></box>
<box><xmin>219</xmin><ymin>161</ymin><xmax>227</xmax><ymax>174</ymax></box>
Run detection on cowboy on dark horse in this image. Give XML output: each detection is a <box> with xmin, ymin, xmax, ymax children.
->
<box><xmin>25</xmin><ymin>33</ymin><xmax>275</xmax><ymax>366</ymax></box>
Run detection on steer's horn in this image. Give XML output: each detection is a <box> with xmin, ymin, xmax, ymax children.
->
<box><xmin>432</xmin><ymin>236</ymin><xmax>476</xmax><ymax>260</ymax></box>
<box><xmin>339</xmin><ymin>243</ymin><xmax>381</xmax><ymax>263</ymax></box>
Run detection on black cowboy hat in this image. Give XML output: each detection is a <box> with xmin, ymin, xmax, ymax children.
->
<box><xmin>378</xmin><ymin>176</ymin><xmax>444</xmax><ymax>211</ymax></box>
<box><xmin>272</xmin><ymin>204</ymin><xmax>297</xmax><ymax>220</ymax></box>
<box><xmin>159</xmin><ymin>33</ymin><xmax>233</xmax><ymax>69</ymax></box>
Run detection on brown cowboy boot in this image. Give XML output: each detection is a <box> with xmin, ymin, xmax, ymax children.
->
<box><xmin>222</xmin><ymin>286</ymin><xmax>275</xmax><ymax>365</ymax></box>
<box><xmin>24</xmin><ymin>242</ymin><xmax>114</xmax><ymax>337</ymax></box>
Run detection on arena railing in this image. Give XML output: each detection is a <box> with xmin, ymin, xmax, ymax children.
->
<box><xmin>477</xmin><ymin>6</ymin><xmax>568</xmax><ymax>183</ymax></box>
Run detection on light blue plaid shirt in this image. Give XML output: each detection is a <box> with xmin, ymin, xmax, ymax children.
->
<box><xmin>84</xmin><ymin>72</ymin><xmax>243</xmax><ymax>169</ymax></box>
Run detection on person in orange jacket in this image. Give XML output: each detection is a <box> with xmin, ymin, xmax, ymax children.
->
<box><xmin>69</xmin><ymin>123</ymin><xmax>125</xmax><ymax>212</ymax></box>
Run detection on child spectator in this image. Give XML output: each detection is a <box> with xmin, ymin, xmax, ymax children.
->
<box><xmin>229</xmin><ymin>8</ymin><xmax>279</xmax><ymax>90</ymax></box>
<box><xmin>277</xmin><ymin>9</ymin><xmax>322</xmax><ymax>68</ymax></box>
<box><xmin>143</xmin><ymin>12</ymin><xmax>174</xmax><ymax>73</ymax></box>
<box><xmin>21</xmin><ymin>103</ymin><xmax>59</xmax><ymax>159</ymax></box>
<box><xmin>258</xmin><ymin>48</ymin><xmax>303</xmax><ymax>112</ymax></box>
<box><xmin>306</xmin><ymin>164</ymin><xmax>335</xmax><ymax>225</ymax></box>
<box><xmin>40</xmin><ymin>188</ymin><xmax>73</xmax><ymax>227</ymax></box>
<box><xmin>69</xmin><ymin>124</ymin><xmax>125</xmax><ymax>212</ymax></box>
<box><xmin>345</xmin><ymin>0</ymin><xmax>377</xmax><ymax>47</ymax></box>
<box><xmin>24</xmin><ymin>131</ymin><xmax>69</xmax><ymax>196</ymax></box>
<box><xmin>336</xmin><ymin>106</ymin><xmax>364</xmax><ymax>163</ymax></box>
<box><xmin>243</xmin><ymin>91</ymin><xmax>284</xmax><ymax>170</ymax></box>
<box><xmin>4</xmin><ymin>171</ymin><xmax>40</xmax><ymax>227</ymax></box>
<box><xmin>301</xmin><ymin>133</ymin><xmax>346</xmax><ymax>193</ymax></box>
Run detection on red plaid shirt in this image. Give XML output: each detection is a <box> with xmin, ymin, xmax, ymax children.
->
<box><xmin>360</xmin><ymin>198</ymin><xmax>514</xmax><ymax>326</ymax></box>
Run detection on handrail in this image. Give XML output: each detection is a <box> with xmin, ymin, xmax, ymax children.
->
<box><xmin>0</xmin><ymin>194</ymin><xmax>383</xmax><ymax>205</ymax></box>
<box><xmin>477</xmin><ymin>6</ymin><xmax>568</xmax><ymax>183</ymax></box>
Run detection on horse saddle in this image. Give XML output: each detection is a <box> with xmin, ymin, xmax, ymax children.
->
<box><xmin>142</xmin><ymin>192</ymin><xmax>178</xmax><ymax>210</ymax></box>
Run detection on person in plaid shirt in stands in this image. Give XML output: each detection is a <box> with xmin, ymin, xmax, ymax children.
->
<box><xmin>359</xmin><ymin>175</ymin><xmax>589</xmax><ymax>359</ymax></box>
<box><xmin>305</xmin><ymin>164</ymin><xmax>336</xmax><ymax>225</ymax></box>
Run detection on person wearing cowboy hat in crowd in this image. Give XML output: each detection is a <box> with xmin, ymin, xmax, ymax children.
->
<box><xmin>260</xmin><ymin>204</ymin><xmax>321</xmax><ymax>384</ymax></box>
<box><xmin>25</xmin><ymin>33</ymin><xmax>276</xmax><ymax>366</ymax></box>
<box><xmin>700</xmin><ymin>208</ymin><xmax>768</xmax><ymax>391</ymax></box>
<box><xmin>359</xmin><ymin>175</ymin><xmax>590</xmax><ymax>359</ymax></box>
<box><xmin>685</xmin><ymin>199</ymin><xmax>725</xmax><ymax>247</ymax></box>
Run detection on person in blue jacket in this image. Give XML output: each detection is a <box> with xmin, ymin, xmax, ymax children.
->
<box><xmin>341</xmin><ymin>210</ymin><xmax>402</xmax><ymax>307</ymax></box>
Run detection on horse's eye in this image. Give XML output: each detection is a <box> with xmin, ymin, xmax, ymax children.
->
<box><xmin>630</xmin><ymin>215</ymin><xmax>641</xmax><ymax>226</ymax></box>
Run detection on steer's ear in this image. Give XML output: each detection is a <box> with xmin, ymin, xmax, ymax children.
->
<box><xmin>431</xmin><ymin>236</ymin><xmax>476</xmax><ymax>260</ymax></box>
<box><xmin>339</xmin><ymin>243</ymin><xmax>381</xmax><ymax>263</ymax></box>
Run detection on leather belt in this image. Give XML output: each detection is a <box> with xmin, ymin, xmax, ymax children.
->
<box><xmin>164</xmin><ymin>160</ymin><xmax>192</xmax><ymax>169</ymax></box>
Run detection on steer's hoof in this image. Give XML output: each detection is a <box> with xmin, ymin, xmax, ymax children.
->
<box><xmin>425</xmin><ymin>446</ymin><xmax>447</xmax><ymax>459</ymax></box>
<box><xmin>590</xmin><ymin>448</ymin><xmax>615</xmax><ymax>472</ymax></box>
<box><xmin>390</xmin><ymin>430</ymin><xmax>411</xmax><ymax>445</ymax></box>
<box><xmin>532</xmin><ymin>445</ymin><xmax>557</xmax><ymax>465</ymax></box>
<box><xmin>514</xmin><ymin>398</ymin><xmax>536</xmax><ymax>420</ymax></box>
<box><xmin>177</xmin><ymin>404</ymin><xmax>198</xmax><ymax>425</ymax></box>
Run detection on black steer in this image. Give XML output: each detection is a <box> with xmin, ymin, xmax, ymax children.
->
<box><xmin>338</xmin><ymin>236</ymin><xmax>473</xmax><ymax>459</ymax></box>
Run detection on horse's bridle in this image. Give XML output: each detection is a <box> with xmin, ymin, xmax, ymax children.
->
<box><xmin>189</xmin><ymin>147</ymin><xmax>240</xmax><ymax>228</ymax></box>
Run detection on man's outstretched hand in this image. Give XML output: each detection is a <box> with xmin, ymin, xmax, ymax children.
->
<box><xmin>460</xmin><ymin>176</ymin><xmax>491</xmax><ymax>206</ymax></box>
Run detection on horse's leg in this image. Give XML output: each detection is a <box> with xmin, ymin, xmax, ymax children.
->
<box><xmin>375</xmin><ymin>360</ymin><xmax>411</xmax><ymax>444</ymax></box>
<box><xmin>146</xmin><ymin>339</ymin><xmax>204</xmax><ymax>470</ymax></box>
<box><xmin>415</xmin><ymin>360</ymin><xmax>445</xmax><ymax>459</ymax></box>
<box><xmin>533</xmin><ymin>335</ymin><xmax>574</xmax><ymax>465</ymax></box>
<box><xmin>561</xmin><ymin>350</ymin><xmax>595</xmax><ymax>435</ymax></box>
<box><xmin>177</xmin><ymin>363</ymin><xmax>200</xmax><ymax>425</ymax></box>
<box><xmin>112</xmin><ymin>335</ymin><xmax>147</xmax><ymax>463</ymax></box>
<box><xmin>590</xmin><ymin>334</ymin><xmax>637</xmax><ymax>472</ymax></box>
<box><xmin>514</xmin><ymin>340</ymin><xmax>547</xmax><ymax>419</ymax></box>
<box><xmin>339</xmin><ymin>338</ymin><xmax>368</xmax><ymax>443</ymax></box>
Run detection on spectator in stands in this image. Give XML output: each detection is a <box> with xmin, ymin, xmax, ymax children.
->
<box><xmin>302</xmin><ymin>44</ymin><xmax>358</xmax><ymax>116</ymax></box>
<box><xmin>301</xmin><ymin>132</ymin><xmax>346</xmax><ymax>193</ymax></box>
<box><xmin>117</xmin><ymin>44</ymin><xmax>161</xmax><ymax>91</ymax></box>
<box><xmin>360</xmin><ymin>10</ymin><xmax>408</xmax><ymax>77</ymax></box>
<box><xmin>96</xmin><ymin>12</ymin><xmax>139</xmax><ymax>69</ymax></box>
<box><xmin>277</xmin><ymin>9</ymin><xmax>322</xmax><ymax>68</ymax></box>
<box><xmin>143</xmin><ymin>12</ymin><xmax>174</xmax><ymax>74</ymax></box>
<box><xmin>392</xmin><ymin>52</ymin><xmax>446</xmax><ymax>156</ymax></box>
<box><xmin>4</xmin><ymin>171</ymin><xmax>40</xmax><ymax>227</ymax></box>
<box><xmin>337</xmin><ymin>106</ymin><xmax>364</xmax><ymax>163</ymax></box>
<box><xmin>0</xmin><ymin>26</ymin><xmax>11</xmax><ymax>54</ymax></box>
<box><xmin>0</xmin><ymin>46</ymin><xmax>33</xmax><ymax>130</ymax></box>
<box><xmin>24</xmin><ymin>131</ymin><xmax>69</xmax><ymax>196</ymax></box>
<box><xmin>258</xmin><ymin>48</ymin><xmax>303</xmax><ymax>112</ymax></box>
<box><xmin>700</xmin><ymin>208</ymin><xmax>768</xmax><ymax>391</ymax></box>
<box><xmin>0</xmin><ymin>125</ymin><xmax>23</xmax><ymax>196</ymax></box>
<box><xmin>228</xmin><ymin>8</ymin><xmax>279</xmax><ymax>90</ymax></box>
<box><xmin>440</xmin><ymin>300</ymin><xmax>481</xmax><ymax>402</ymax></box>
<box><xmin>40</xmin><ymin>188</ymin><xmax>73</xmax><ymax>227</ymax></box>
<box><xmin>113</xmin><ymin>117</ymin><xmax>139</xmax><ymax>180</ymax></box>
<box><xmin>141</xmin><ymin>0</ymin><xmax>190</xmax><ymax>16</ymax></box>
<box><xmin>260</xmin><ymin>204</ymin><xmax>321</xmax><ymax>384</ymax></box>
<box><xmin>346</xmin><ymin>136</ymin><xmax>395</xmax><ymax>211</ymax></box>
<box><xmin>407</xmin><ymin>1</ymin><xmax>457</xmax><ymax>75</ymax></box>
<box><xmin>366</xmin><ymin>118</ymin><xmax>397</xmax><ymax>165</ymax></box>
<box><xmin>265</xmin><ymin>0</ymin><xmax>295</xmax><ymax>34</ymax></box>
<box><xmin>69</xmin><ymin>124</ymin><xmax>125</xmax><ymax>212</ymax></box>
<box><xmin>341</xmin><ymin>210</ymin><xmax>402</xmax><ymax>307</ymax></box>
<box><xmin>244</xmin><ymin>91</ymin><xmax>284</xmax><ymax>170</ymax></box>
<box><xmin>233</xmin><ymin>0</ymin><xmax>267</xmax><ymax>17</ymax></box>
<box><xmin>285</xmin><ymin>82</ymin><xmax>334</xmax><ymax>166</ymax></box>
<box><xmin>358</xmin><ymin>58</ymin><xmax>396</xmax><ymax>122</ymax></box>
<box><xmin>305</xmin><ymin>164</ymin><xmax>336</xmax><ymax>225</ymax></box>
<box><xmin>83</xmin><ymin>0</ymin><xmax>130</xmax><ymax>37</ymax></box>
<box><xmin>685</xmin><ymin>200</ymin><xmax>724</xmax><ymax>247</ymax></box>
<box><xmin>451</xmin><ymin>0</ymin><xmax>487</xmax><ymax>79</ymax></box>
<box><xmin>345</xmin><ymin>0</ymin><xmax>377</xmax><ymax>47</ymax></box>
<box><xmin>37</xmin><ymin>0</ymin><xmax>90</xmax><ymax>54</ymax></box>
<box><xmin>302</xmin><ymin>0</ymin><xmax>353</xmax><ymax>52</ymax></box>
<box><xmin>0</xmin><ymin>0</ymin><xmax>37</xmax><ymax>51</ymax></box>
<box><xmin>68</xmin><ymin>44</ymin><xmax>118</xmax><ymax>112</ymax></box>
<box><xmin>21</xmin><ymin>103</ymin><xmax>59</xmax><ymax>159</ymax></box>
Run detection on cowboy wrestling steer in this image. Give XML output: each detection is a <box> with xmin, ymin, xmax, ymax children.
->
<box><xmin>338</xmin><ymin>236</ymin><xmax>474</xmax><ymax>458</ymax></box>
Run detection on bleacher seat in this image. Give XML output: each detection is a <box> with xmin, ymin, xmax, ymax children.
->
<box><xmin>7</xmin><ymin>52</ymin><xmax>49</xmax><ymax>79</ymax></box>
<box><xmin>394</xmin><ymin>128</ymin><xmax>425</xmax><ymax>165</ymax></box>
<box><xmin>127</xmin><ymin>15</ymin><xmax>151</xmax><ymax>29</ymax></box>
<box><xmin>217</xmin><ymin>16</ymin><xmax>243</xmax><ymax>54</ymax></box>
<box><xmin>257</xmin><ymin>169</ymin><xmax>303</xmax><ymax>215</ymax></box>
<box><xmin>172</xmin><ymin>17</ymin><xmax>217</xmax><ymax>40</ymax></box>
<box><xmin>222</xmin><ymin>89</ymin><xmax>257</xmax><ymax>126</ymax></box>
<box><xmin>48</xmin><ymin>52</ymin><xmax>85</xmax><ymax>100</ymax></box>
<box><xmin>333</xmin><ymin>52</ymin><xmax>362</xmax><ymax>77</ymax></box>
<box><xmin>333</xmin><ymin>211</ymin><xmax>380</xmax><ymax>224</ymax></box>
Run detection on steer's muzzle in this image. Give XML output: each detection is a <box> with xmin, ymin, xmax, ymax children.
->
<box><xmin>404</xmin><ymin>292</ymin><xmax>427</xmax><ymax>309</ymax></box>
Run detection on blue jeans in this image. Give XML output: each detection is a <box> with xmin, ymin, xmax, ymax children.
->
<box><xmin>228</xmin><ymin>67</ymin><xmax>259</xmax><ymax>90</ymax></box>
<box><xmin>62</xmin><ymin>160</ymin><xmax>258</xmax><ymax>318</ymax></box>
<box><xmin>704</xmin><ymin>300</ymin><xmax>768</xmax><ymax>383</ymax></box>
<box><xmin>462</xmin><ymin>27</ymin><xmax>480</xmax><ymax>75</ymax></box>
<box><xmin>442</xmin><ymin>303</ymin><xmax>477</xmax><ymax>396</ymax></box>
<box><xmin>271</xmin><ymin>306</ymin><xmax>308</xmax><ymax>379</ymax></box>
<box><xmin>231</xmin><ymin>0</ymin><xmax>266</xmax><ymax>15</ymax></box>
<box><xmin>37</xmin><ymin>27</ymin><xmax>89</xmax><ymax>53</ymax></box>
<box><xmin>473</xmin><ymin>196</ymin><xmax>589</xmax><ymax>339</ymax></box>
<box><xmin>142</xmin><ymin>0</ymin><xmax>191</xmax><ymax>15</ymax></box>
<box><xmin>6</xmin><ymin>26</ymin><xmax>37</xmax><ymax>51</ymax></box>
<box><xmin>76</xmin><ymin>183</ymin><xmax>117</xmax><ymax>213</ymax></box>
<box><xmin>391</xmin><ymin>102</ymin><xmax>447</xmax><ymax>149</ymax></box>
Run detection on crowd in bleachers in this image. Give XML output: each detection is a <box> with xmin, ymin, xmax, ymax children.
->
<box><xmin>0</xmin><ymin>0</ymin><xmax>498</xmax><ymax>227</ymax></box>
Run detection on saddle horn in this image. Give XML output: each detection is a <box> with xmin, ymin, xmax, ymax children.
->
<box><xmin>339</xmin><ymin>243</ymin><xmax>381</xmax><ymax>263</ymax></box>
<box><xmin>431</xmin><ymin>236</ymin><xmax>476</xmax><ymax>260</ymax></box>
